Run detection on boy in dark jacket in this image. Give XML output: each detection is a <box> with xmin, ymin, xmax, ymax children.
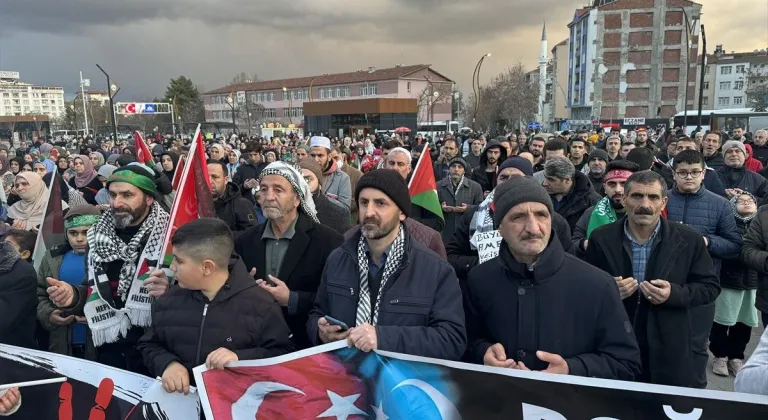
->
<box><xmin>138</xmin><ymin>218</ymin><xmax>294</xmax><ymax>395</ymax></box>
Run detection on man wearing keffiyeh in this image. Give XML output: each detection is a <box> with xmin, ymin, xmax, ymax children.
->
<box><xmin>307</xmin><ymin>169</ymin><xmax>466</xmax><ymax>360</ymax></box>
<box><xmin>45</xmin><ymin>164</ymin><xmax>170</xmax><ymax>375</ymax></box>
<box><xmin>235</xmin><ymin>161</ymin><xmax>344</xmax><ymax>350</ymax></box>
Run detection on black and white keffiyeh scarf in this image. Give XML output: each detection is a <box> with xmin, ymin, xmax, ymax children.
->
<box><xmin>259</xmin><ymin>161</ymin><xmax>320</xmax><ymax>224</ymax></box>
<box><xmin>355</xmin><ymin>223</ymin><xmax>406</xmax><ymax>326</ymax></box>
<box><xmin>452</xmin><ymin>175</ymin><xmax>465</xmax><ymax>197</ymax></box>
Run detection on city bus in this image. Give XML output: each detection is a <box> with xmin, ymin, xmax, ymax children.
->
<box><xmin>671</xmin><ymin>108</ymin><xmax>768</xmax><ymax>134</ymax></box>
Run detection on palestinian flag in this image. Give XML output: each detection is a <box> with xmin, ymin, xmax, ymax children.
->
<box><xmin>408</xmin><ymin>148</ymin><xmax>444</xmax><ymax>220</ymax></box>
<box><xmin>133</xmin><ymin>131</ymin><xmax>154</xmax><ymax>165</ymax></box>
<box><xmin>31</xmin><ymin>172</ymin><xmax>65</xmax><ymax>272</ymax></box>
<box><xmin>157</xmin><ymin>125</ymin><xmax>215</xmax><ymax>270</ymax></box>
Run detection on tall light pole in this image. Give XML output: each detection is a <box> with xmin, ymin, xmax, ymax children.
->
<box><xmin>472</xmin><ymin>53</ymin><xmax>491</xmax><ymax>131</ymax></box>
<box><xmin>697</xmin><ymin>24</ymin><xmax>707</xmax><ymax>130</ymax></box>
<box><xmin>680</xmin><ymin>8</ymin><xmax>700</xmax><ymax>131</ymax></box>
<box><xmin>283</xmin><ymin>87</ymin><xmax>293</xmax><ymax>125</ymax></box>
<box><xmin>79</xmin><ymin>71</ymin><xmax>90</xmax><ymax>135</ymax></box>
<box><xmin>226</xmin><ymin>94</ymin><xmax>237</xmax><ymax>134</ymax></box>
<box><xmin>95</xmin><ymin>64</ymin><xmax>118</xmax><ymax>142</ymax></box>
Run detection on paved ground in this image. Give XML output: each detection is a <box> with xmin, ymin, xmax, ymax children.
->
<box><xmin>706</xmin><ymin>326</ymin><xmax>764</xmax><ymax>391</ymax></box>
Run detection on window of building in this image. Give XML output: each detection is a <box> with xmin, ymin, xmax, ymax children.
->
<box><xmin>269</xmin><ymin>92</ymin><xmax>274</xmax><ymax>101</ymax></box>
<box><xmin>1</xmin><ymin>93</ymin><xmax>8</xmax><ymax>98</ymax></box>
<box><xmin>705</xmin><ymin>66</ymin><xmax>710</xmax><ymax>75</ymax></box>
<box><xmin>361</xmin><ymin>83</ymin><xmax>377</xmax><ymax>96</ymax></box>
<box><xmin>320</xmin><ymin>88</ymin><xmax>326</xmax><ymax>99</ymax></box>
<box><xmin>736</xmin><ymin>65</ymin><xmax>746</xmax><ymax>73</ymax></box>
<box><xmin>721</xmin><ymin>66</ymin><xmax>732</xmax><ymax>75</ymax></box>
<box><xmin>703</xmin><ymin>81</ymin><xmax>709</xmax><ymax>90</ymax></box>
<box><xmin>336</xmin><ymin>87</ymin><xmax>341</xmax><ymax>98</ymax></box>
<box><xmin>733</xmin><ymin>96</ymin><xmax>743</xmax><ymax>105</ymax></box>
<box><xmin>734</xmin><ymin>81</ymin><xmax>744</xmax><ymax>90</ymax></box>
<box><xmin>288</xmin><ymin>107</ymin><xmax>304</xmax><ymax>118</ymax></box>
<box><xmin>719</xmin><ymin>81</ymin><xmax>731</xmax><ymax>90</ymax></box>
<box><xmin>718</xmin><ymin>97</ymin><xmax>729</xmax><ymax>106</ymax></box>
<box><xmin>702</xmin><ymin>97</ymin><xmax>708</xmax><ymax>106</ymax></box>
<box><xmin>256</xmin><ymin>93</ymin><xmax>263</xmax><ymax>102</ymax></box>
<box><xmin>343</xmin><ymin>86</ymin><xmax>350</xmax><ymax>97</ymax></box>
<box><xmin>263</xmin><ymin>108</ymin><xmax>276</xmax><ymax>118</ymax></box>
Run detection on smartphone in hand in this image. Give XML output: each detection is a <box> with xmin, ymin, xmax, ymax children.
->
<box><xmin>324</xmin><ymin>315</ymin><xmax>350</xmax><ymax>332</ymax></box>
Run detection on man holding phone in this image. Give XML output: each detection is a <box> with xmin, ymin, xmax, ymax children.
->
<box><xmin>308</xmin><ymin>169</ymin><xmax>466</xmax><ymax>360</ymax></box>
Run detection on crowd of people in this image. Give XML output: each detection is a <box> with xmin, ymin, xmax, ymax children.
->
<box><xmin>2</xmin><ymin>124</ymin><xmax>768</xmax><ymax>415</ymax></box>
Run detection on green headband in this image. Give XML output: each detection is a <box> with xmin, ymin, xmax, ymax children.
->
<box><xmin>107</xmin><ymin>170</ymin><xmax>157</xmax><ymax>194</ymax></box>
<box><xmin>65</xmin><ymin>214</ymin><xmax>100</xmax><ymax>230</ymax></box>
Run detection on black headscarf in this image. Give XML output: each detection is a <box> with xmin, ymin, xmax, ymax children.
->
<box><xmin>160</xmin><ymin>151</ymin><xmax>179</xmax><ymax>181</ymax></box>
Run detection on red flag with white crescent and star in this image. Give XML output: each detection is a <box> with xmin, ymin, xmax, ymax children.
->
<box><xmin>134</xmin><ymin>131</ymin><xmax>154</xmax><ymax>165</ymax></box>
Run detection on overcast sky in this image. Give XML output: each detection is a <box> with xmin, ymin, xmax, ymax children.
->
<box><xmin>0</xmin><ymin>0</ymin><xmax>765</xmax><ymax>100</ymax></box>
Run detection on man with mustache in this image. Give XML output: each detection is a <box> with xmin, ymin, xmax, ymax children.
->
<box><xmin>308</xmin><ymin>169</ymin><xmax>466</xmax><ymax>360</ymax></box>
<box><xmin>571</xmin><ymin>159</ymin><xmax>639</xmax><ymax>258</ymax></box>
<box><xmin>45</xmin><ymin>164</ymin><xmax>171</xmax><ymax>374</ymax></box>
<box><xmin>464</xmin><ymin>176</ymin><xmax>641</xmax><ymax>380</ymax></box>
<box><xmin>235</xmin><ymin>161</ymin><xmax>343</xmax><ymax>350</ymax></box>
<box><xmin>585</xmin><ymin>170</ymin><xmax>720</xmax><ymax>387</ymax></box>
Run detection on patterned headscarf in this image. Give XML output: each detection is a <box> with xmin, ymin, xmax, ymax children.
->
<box><xmin>258</xmin><ymin>161</ymin><xmax>319</xmax><ymax>223</ymax></box>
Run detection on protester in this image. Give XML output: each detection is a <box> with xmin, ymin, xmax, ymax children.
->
<box><xmin>528</xmin><ymin>137</ymin><xmax>546</xmax><ymax>171</ymax></box>
<box><xmin>717</xmin><ymin>140</ymin><xmax>768</xmax><ymax>201</ymax></box>
<box><xmin>735</xmin><ymin>328</ymin><xmax>768</xmax><ymax>395</ymax></box>
<box><xmin>299</xmin><ymin>159</ymin><xmax>350</xmax><ymax>234</ymax></box>
<box><xmin>89</xmin><ymin>152</ymin><xmax>105</xmax><ymax>170</ymax></box>
<box><xmin>744</xmin><ymin>144</ymin><xmax>764</xmax><ymax>173</ymax></box>
<box><xmin>464</xmin><ymin>137</ymin><xmax>484</xmax><ymax>169</ymax></box>
<box><xmin>1</xmin><ymin>228</ymin><xmax>36</xmax><ymax>262</ymax></box>
<box><xmin>702</xmin><ymin>132</ymin><xmax>725</xmax><ymax>171</ymax></box>
<box><xmin>68</xmin><ymin>155</ymin><xmax>102</xmax><ymax>205</ymax></box>
<box><xmin>207</xmin><ymin>160</ymin><xmax>257</xmax><ymax>234</ymax></box>
<box><xmin>471</xmin><ymin>139</ymin><xmax>507</xmax><ymax>195</ymax></box>
<box><xmin>310</xmin><ymin>136</ymin><xmax>351</xmax><ymax>210</ymax></box>
<box><xmin>45</xmin><ymin>164</ymin><xmax>171</xmax><ymax>375</ymax></box>
<box><xmin>0</xmin><ymin>235</ymin><xmax>37</xmax><ymax>349</ymax></box>
<box><xmin>385</xmin><ymin>147</ymin><xmax>445</xmax><ymax>233</ymax></box>
<box><xmin>740</xmin><ymin>204</ymin><xmax>768</xmax><ymax>328</ymax></box>
<box><xmin>634</xmin><ymin>128</ymin><xmax>657</xmax><ymax>152</ymax></box>
<box><xmin>711</xmin><ymin>192</ymin><xmax>759</xmax><ymax>377</ymax></box>
<box><xmin>434</xmin><ymin>138</ymin><xmax>460</xmax><ymax>182</ymax></box>
<box><xmin>584</xmin><ymin>148</ymin><xmax>610</xmax><ymax>194</ymax></box>
<box><xmin>226</xmin><ymin>149</ymin><xmax>240</xmax><ymax>176</ymax></box>
<box><xmin>542</xmin><ymin>156</ymin><xmax>600</xmax><ymax>233</ymax></box>
<box><xmin>568</xmin><ymin>137</ymin><xmax>589</xmax><ymax>172</ymax></box>
<box><xmin>670</xmin><ymin>137</ymin><xmax>726</xmax><ymax>197</ymax></box>
<box><xmin>751</xmin><ymin>129</ymin><xmax>768</xmax><ymax>167</ymax></box>
<box><xmin>36</xmin><ymin>205</ymin><xmax>101</xmax><ymax>357</ymax></box>
<box><xmin>465</xmin><ymin>176</ymin><xmax>641</xmax><ymax>380</ymax></box>
<box><xmin>586</xmin><ymin>170</ymin><xmax>720</xmax><ymax>387</ymax></box>
<box><xmin>308</xmin><ymin>169</ymin><xmax>466</xmax><ymax>360</ymax></box>
<box><xmin>437</xmin><ymin>157</ymin><xmax>483</xmax><ymax>245</ymax></box>
<box><xmin>138</xmin><ymin>219</ymin><xmax>294</xmax><ymax>393</ymax></box>
<box><xmin>94</xmin><ymin>164</ymin><xmax>117</xmax><ymax>206</ymax></box>
<box><xmin>232</xmin><ymin>143</ymin><xmax>266</xmax><ymax>203</ymax></box>
<box><xmin>160</xmin><ymin>151</ymin><xmax>180</xmax><ymax>182</ymax></box>
<box><xmin>620</xmin><ymin>142</ymin><xmax>636</xmax><ymax>160</ymax></box>
<box><xmin>605</xmin><ymin>135</ymin><xmax>621</xmax><ymax>161</ymax></box>
<box><xmin>7</xmin><ymin>172</ymin><xmax>51</xmax><ymax>231</ymax></box>
<box><xmin>235</xmin><ymin>161</ymin><xmax>343</xmax><ymax>350</ymax></box>
<box><xmin>331</xmin><ymin>147</ymin><xmax>362</xmax><ymax>222</ymax></box>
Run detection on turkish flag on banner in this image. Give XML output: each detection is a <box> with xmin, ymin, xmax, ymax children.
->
<box><xmin>134</xmin><ymin>131</ymin><xmax>154</xmax><ymax>165</ymax></box>
<box><xmin>200</xmin><ymin>352</ymin><xmax>369</xmax><ymax>420</ymax></box>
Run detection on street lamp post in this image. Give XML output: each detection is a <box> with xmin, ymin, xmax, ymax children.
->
<box><xmin>472</xmin><ymin>53</ymin><xmax>491</xmax><ymax>131</ymax></box>
<box><xmin>283</xmin><ymin>87</ymin><xmax>293</xmax><ymax>125</ymax></box>
<box><xmin>680</xmin><ymin>8</ymin><xmax>700</xmax><ymax>131</ymax></box>
<box><xmin>696</xmin><ymin>24</ymin><xmax>707</xmax><ymax>131</ymax></box>
<box><xmin>226</xmin><ymin>94</ymin><xmax>237</xmax><ymax>134</ymax></box>
<box><xmin>95</xmin><ymin>64</ymin><xmax>119</xmax><ymax>142</ymax></box>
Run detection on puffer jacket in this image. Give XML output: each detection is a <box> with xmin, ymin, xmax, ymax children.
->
<box><xmin>214</xmin><ymin>182</ymin><xmax>258</xmax><ymax>234</ymax></box>
<box><xmin>740</xmin><ymin>206</ymin><xmax>768</xmax><ymax>313</ymax></box>
<box><xmin>137</xmin><ymin>257</ymin><xmax>295</xmax><ymax>382</ymax></box>
<box><xmin>665</xmin><ymin>186</ymin><xmax>741</xmax><ymax>274</ymax></box>
<box><xmin>717</xmin><ymin>166</ymin><xmax>768</xmax><ymax>200</ymax></box>
<box><xmin>721</xmin><ymin>217</ymin><xmax>757</xmax><ymax>290</ymax></box>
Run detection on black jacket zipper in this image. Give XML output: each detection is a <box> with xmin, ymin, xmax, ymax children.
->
<box><xmin>195</xmin><ymin>303</ymin><xmax>209</xmax><ymax>365</ymax></box>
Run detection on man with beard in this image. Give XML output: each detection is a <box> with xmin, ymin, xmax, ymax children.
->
<box><xmin>463</xmin><ymin>137</ymin><xmax>484</xmax><ymax>170</ymax></box>
<box><xmin>330</xmin><ymin>146</ymin><xmax>362</xmax><ymax>222</ymax></box>
<box><xmin>751</xmin><ymin>130</ymin><xmax>768</xmax><ymax>167</ymax></box>
<box><xmin>471</xmin><ymin>139</ymin><xmax>507</xmax><ymax>195</ymax></box>
<box><xmin>542</xmin><ymin>157</ymin><xmax>601</xmax><ymax>233</ymax></box>
<box><xmin>620</xmin><ymin>142</ymin><xmax>636</xmax><ymax>160</ymax></box>
<box><xmin>207</xmin><ymin>160</ymin><xmax>257</xmax><ymax>234</ymax></box>
<box><xmin>299</xmin><ymin>159</ymin><xmax>350</xmax><ymax>234</ymax></box>
<box><xmin>584</xmin><ymin>149</ymin><xmax>611</xmax><ymax>194</ymax></box>
<box><xmin>532</xmin><ymin>138</ymin><xmax>569</xmax><ymax>184</ymax></box>
<box><xmin>235</xmin><ymin>162</ymin><xmax>343</xmax><ymax>350</ymax></box>
<box><xmin>605</xmin><ymin>135</ymin><xmax>621</xmax><ymax>161</ymax></box>
<box><xmin>568</xmin><ymin>137</ymin><xmax>589</xmax><ymax>172</ymax></box>
<box><xmin>586</xmin><ymin>170</ymin><xmax>720</xmax><ymax>387</ymax></box>
<box><xmin>634</xmin><ymin>128</ymin><xmax>657</xmax><ymax>152</ymax></box>
<box><xmin>505</xmin><ymin>135</ymin><xmax>519</xmax><ymax>157</ymax></box>
<box><xmin>232</xmin><ymin>143</ymin><xmax>267</xmax><ymax>203</ymax></box>
<box><xmin>667</xmin><ymin>149</ymin><xmax>740</xmax><ymax>386</ymax></box>
<box><xmin>296</xmin><ymin>145</ymin><xmax>309</xmax><ymax>162</ymax></box>
<box><xmin>385</xmin><ymin>147</ymin><xmax>445</xmax><ymax>233</ymax></box>
<box><xmin>433</xmin><ymin>138</ymin><xmax>460</xmax><ymax>182</ymax></box>
<box><xmin>528</xmin><ymin>136</ymin><xmax>546</xmax><ymax>171</ymax></box>
<box><xmin>437</xmin><ymin>157</ymin><xmax>483</xmax><ymax>245</ymax></box>
<box><xmin>464</xmin><ymin>176</ymin><xmax>640</xmax><ymax>380</ymax></box>
<box><xmin>572</xmin><ymin>159</ymin><xmax>639</xmax><ymax>258</ymax></box>
<box><xmin>307</xmin><ymin>169</ymin><xmax>466</xmax><ymax>360</ymax></box>
<box><xmin>310</xmin><ymin>136</ymin><xmax>351</xmax><ymax>210</ymax></box>
<box><xmin>702</xmin><ymin>132</ymin><xmax>725</xmax><ymax>171</ymax></box>
<box><xmin>45</xmin><ymin>164</ymin><xmax>171</xmax><ymax>374</ymax></box>
<box><xmin>717</xmin><ymin>140</ymin><xmax>768</xmax><ymax>201</ymax></box>
<box><xmin>732</xmin><ymin>126</ymin><xmax>747</xmax><ymax>143</ymax></box>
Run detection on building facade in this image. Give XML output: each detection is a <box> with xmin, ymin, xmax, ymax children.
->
<box><xmin>74</xmin><ymin>90</ymin><xmax>110</xmax><ymax>106</ymax></box>
<box><xmin>203</xmin><ymin>64</ymin><xmax>454</xmax><ymax>132</ymax></box>
<box><xmin>0</xmin><ymin>71</ymin><xmax>65</xmax><ymax>120</ymax></box>
<box><xmin>711</xmin><ymin>47</ymin><xmax>768</xmax><ymax>109</ymax></box>
<box><xmin>567</xmin><ymin>0</ymin><xmax>702</xmax><ymax>128</ymax></box>
<box><xmin>550</xmin><ymin>38</ymin><xmax>570</xmax><ymax>129</ymax></box>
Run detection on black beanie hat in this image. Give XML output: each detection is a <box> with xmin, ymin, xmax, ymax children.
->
<box><xmin>355</xmin><ymin>169</ymin><xmax>411</xmax><ymax>217</ymax></box>
<box><xmin>498</xmin><ymin>156</ymin><xmax>534</xmax><ymax>176</ymax></box>
<box><xmin>493</xmin><ymin>176</ymin><xmax>554</xmax><ymax>228</ymax></box>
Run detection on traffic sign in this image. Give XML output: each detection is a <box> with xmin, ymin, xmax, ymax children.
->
<box><xmin>527</xmin><ymin>122</ymin><xmax>542</xmax><ymax>130</ymax></box>
<box><xmin>143</xmin><ymin>104</ymin><xmax>156</xmax><ymax>114</ymax></box>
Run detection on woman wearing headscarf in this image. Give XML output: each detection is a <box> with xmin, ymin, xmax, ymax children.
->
<box><xmin>160</xmin><ymin>151</ymin><xmax>179</xmax><ymax>182</ymax></box>
<box><xmin>9</xmin><ymin>157</ymin><xmax>24</xmax><ymax>176</ymax></box>
<box><xmin>264</xmin><ymin>150</ymin><xmax>277</xmax><ymax>163</ymax></box>
<box><xmin>68</xmin><ymin>155</ymin><xmax>102</xmax><ymax>205</ymax></box>
<box><xmin>0</xmin><ymin>155</ymin><xmax>13</xmax><ymax>199</ymax></box>
<box><xmin>94</xmin><ymin>164</ymin><xmax>118</xmax><ymax>207</ymax></box>
<box><xmin>209</xmin><ymin>143</ymin><xmax>227</xmax><ymax>165</ymax></box>
<box><xmin>57</xmin><ymin>156</ymin><xmax>69</xmax><ymax>175</ymax></box>
<box><xmin>106</xmin><ymin>154</ymin><xmax>120</xmax><ymax>166</ymax></box>
<box><xmin>89</xmin><ymin>152</ymin><xmax>105</xmax><ymax>170</ymax></box>
<box><xmin>7</xmin><ymin>172</ymin><xmax>54</xmax><ymax>230</ymax></box>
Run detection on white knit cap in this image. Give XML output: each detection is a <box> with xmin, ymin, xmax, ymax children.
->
<box><xmin>310</xmin><ymin>136</ymin><xmax>332</xmax><ymax>150</ymax></box>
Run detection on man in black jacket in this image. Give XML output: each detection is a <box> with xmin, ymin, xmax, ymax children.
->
<box><xmin>470</xmin><ymin>139</ymin><xmax>507</xmax><ymax>195</ymax></box>
<box><xmin>465</xmin><ymin>177</ymin><xmax>640</xmax><ymax>380</ymax></box>
<box><xmin>542</xmin><ymin>156</ymin><xmax>601</xmax><ymax>233</ymax></box>
<box><xmin>702</xmin><ymin>131</ymin><xmax>725</xmax><ymax>171</ymax></box>
<box><xmin>232</xmin><ymin>143</ymin><xmax>267</xmax><ymax>203</ymax></box>
<box><xmin>138</xmin><ymin>219</ymin><xmax>293</xmax><ymax>394</ymax></box>
<box><xmin>585</xmin><ymin>170</ymin><xmax>721</xmax><ymax>387</ymax></box>
<box><xmin>308</xmin><ymin>169</ymin><xmax>466</xmax><ymax>361</ymax></box>
<box><xmin>717</xmin><ymin>140</ymin><xmax>768</xmax><ymax>201</ymax></box>
<box><xmin>235</xmin><ymin>161</ymin><xmax>343</xmax><ymax>350</ymax></box>
<box><xmin>208</xmin><ymin>160</ymin><xmax>257</xmax><ymax>234</ymax></box>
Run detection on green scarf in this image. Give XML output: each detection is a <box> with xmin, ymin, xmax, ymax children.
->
<box><xmin>586</xmin><ymin>196</ymin><xmax>617</xmax><ymax>238</ymax></box>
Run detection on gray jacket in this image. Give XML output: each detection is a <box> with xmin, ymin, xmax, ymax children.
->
<box><xmin>322</xmin><ymin>168</ymin><xmax>352</xmax><ymax>211</ymax></box>
<box><xmin>735</xmin><ymin>327</ymin><xmax>768</xmax><ymax>395</ymax></box>
<box><xmin>437</xmin><ymin>176</ymin><xmax>483</xmax><ymax>244</ymax></box>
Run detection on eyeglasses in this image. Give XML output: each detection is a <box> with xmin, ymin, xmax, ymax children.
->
<box><xmin>737</xmin><ymin>199</ymin><xmax>756</xmax><ymax>206</ymax></box>
<box><xmin>674</xmin><ymin>170</ymin><xmax>703</xmax><ymax>178</ymax></box>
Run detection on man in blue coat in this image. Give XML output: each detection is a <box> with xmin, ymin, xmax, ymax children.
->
<box><xmin>307</xmin><ymin>169</ymin><xmax>466</xmax><ymax>360</ymax></box>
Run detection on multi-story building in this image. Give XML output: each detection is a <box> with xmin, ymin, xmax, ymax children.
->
<box><xmin>203</xmin><ymin>64</ymin><xmax>454</xmax><ymax>131</ymax></box>
<box><xmin>567</xmin><ymin>0</ymin><xmax>702</xmax><ymax>128</ymax></box>
<box><xmin>74</xmin><ymin>90</ymin><xmax>110</xmax><ymax>106</ymax></box>
<box><xmin>710</xmin><ymin>46</ymin><xmax>768</xmax><ymax>109</ymax></box>
<box><xmin>0</xmin><ymin>71</ymin><xmax>66</xmax><ymax>119</ymax></box>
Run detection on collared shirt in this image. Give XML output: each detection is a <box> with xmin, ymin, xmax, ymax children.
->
<box><xmin>261</xmin><ymin>216</ymin><xmax>298</xmax><ymax>279</ymax></box>
<box><xmin>364</xmin><ymin>241</ymin><xmax>392</xmax><ymax>278</ymax></box>
<box><xmin>624</xmin><ymin>219</ymin><xmax>661</xmax><ymax>282</ymax></box>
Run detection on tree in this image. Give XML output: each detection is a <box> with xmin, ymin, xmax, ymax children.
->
<box><xmin>164</xmin><ymin>76</ymin><xmax>205</xmax><ymax>125</ymax></box>
<box><xmin>463</xmin><ymin>63</ymin><xmax>538</xmax><ymax>134</ymax></box>
<box><xmin>745</xmin><ymin>68</ymin><xmax>768</xmax><ymax>112</ymax></box>
<box><xmin>416</xmin><ymin>83</ymin><xmax>452</xmax><ymax>124</ymax></box>
<box><xmin>229</xmin><ymin>72</ymin><xmax>260</xmax><ymax>85</ymax></box>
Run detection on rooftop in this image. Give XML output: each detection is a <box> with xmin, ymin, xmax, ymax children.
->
<box><xmin>204</xmin><ymin>64</ymin><xmax>452</xmax><ymax>95</ymax></box>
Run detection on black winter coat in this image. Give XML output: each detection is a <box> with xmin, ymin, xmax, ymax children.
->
<box><xmin>705</xmin><ymin>153</ymin><xmax>725</xmax><ymax>172</ymax></box>
<box><xmin>235</xmin><ymin>213</ymin><xmax>344</xmax><ymax>349</ymax></box>
<box><xmin>721</xmin><ymin>217</ymin><xmax>757</xmax><ymax>290</ymax></box>
<box><xmin>0</xmin><ymin>244</ymin><xmax>37</xmax><ymax>349</ymax></box>
<box><xmin>307</xmin><ymin>226</ymin><xmax>466</xmax><ymax>360</ymax></box>
<box><xmin>214</xmin><ymin>182</ymin><xmax>258</xmax><ymax>234</ymax></box>
<box><xmin>137</xmin><ymin>257</ymin><xmax>294</xmax><ymax>380</ymax></box>
<box><xmin>552</xmin><ymin>171</ymin><xmax>601</xmax><ymax>233</ymax></box>
<box><xmin>470</xmin><ymin>140</ymin><xmax>508</xmax><ymax>194</ymax></box>
<box><xmin>232</xmin><ymin>161</ymin><xmax>267</xmax><ymax>203</ymax></box>
<box><xmin>465</xmin><ymin>238</ymin><xmax>641</xmax><ymax>380</ymax></box>
<box><xmin>717</xmin><ymin>166</ymin><xmax>768</xmax><ymax>201</ymax></box>
<box><xmin>314</xmin><ymin>190</ymin><xmax>351</xmax><ymax>234</ymax></box>
<box><xmin>585</xmin><ymin>218</ymin><xmax>720</xmax><ymax>387</ymax></box>
<box><xmin>68</xmin><ymin>176</ymin><xmax>103</xmax><ymax>206</ymax></box>
<box><xmin>740</xmin><ymin>206</ymin><xmax>768</xmax><ymax>312</ymax></box>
